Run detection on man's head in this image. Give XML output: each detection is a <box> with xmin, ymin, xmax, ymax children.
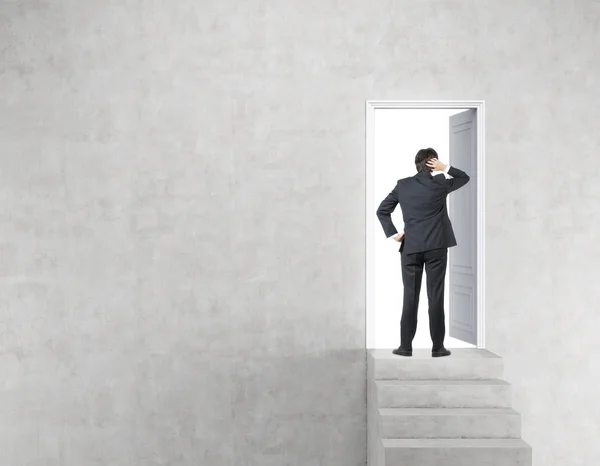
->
<box><xmin>415</xmin><ymin>148</ymin><xmax>438</xmax><ymax>173</ymax></box>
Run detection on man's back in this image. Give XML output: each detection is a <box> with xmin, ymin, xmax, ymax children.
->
<box><xmin>377</xmin><ymin>165</ymin><xmax>470</xmax><ymax>254</ymax></box>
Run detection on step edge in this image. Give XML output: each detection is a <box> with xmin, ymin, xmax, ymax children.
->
<box><xmin>369</xmin><ymin>349</ymin><xmax>503</xmax><ymax>359</ymax></box>
<box><xmin>375</xmin><ymin>379</ymin><xmax>510</xmax><ymax>386</ymax></box>
<box><xmin>378</xmin><ymin>407</ymin><xmax>520</xmax><ymax>416</ymax></box>
<box><xmin>382</xmin><ymin>438</ymin><xmax>531</xmax><ymax>448</ymax></box>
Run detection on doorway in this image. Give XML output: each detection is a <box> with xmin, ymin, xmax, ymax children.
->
<box><xmin>365</xmin><ymin>101</ymin><xmax>486</xmax><ymax>350</ymax></box>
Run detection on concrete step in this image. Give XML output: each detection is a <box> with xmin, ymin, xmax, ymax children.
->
<box><xmin>374</xmin><ymin>379</ymin><xmax>512</xmax><ymax>408</ymax></box>
<box><xmin>379</xmin><ymin>407</ymin><xmax>521</xmax><ymax>439</ymax></box>
<box><xmin>382</xmin><ymin>438</ymin><xmax>532</xmax><ymax>466</ymax></box>
<box><xmin>368</xmin><ymin>349</ymin><xmax>503</xmax><ymax>380</ymax></box>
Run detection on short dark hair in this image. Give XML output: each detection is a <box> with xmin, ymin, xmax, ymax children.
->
<box><xmin>415</xmin><ymin>148</ymin><xmax>438</xmax><ymax>173</ymax></box>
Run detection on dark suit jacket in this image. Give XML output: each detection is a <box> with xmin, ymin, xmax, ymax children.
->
<box><xmin>376</xmin><ymin>166</ymin><xmax>470</xmax><ymax>254</ymax></box>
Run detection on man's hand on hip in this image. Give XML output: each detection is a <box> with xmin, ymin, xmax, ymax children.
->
<box><xmin>393</xmin><ymin>232</ymin><xmax>405</xmax><ymax>242</ymax></box>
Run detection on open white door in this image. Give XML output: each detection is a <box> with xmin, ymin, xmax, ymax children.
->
<box><xmin>448</xmin><ymin>109</ymin><xmax>478</xmax><ymax>345</ymax></box>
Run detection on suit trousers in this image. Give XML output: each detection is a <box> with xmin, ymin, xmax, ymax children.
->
<box><xmin>399</xmin><ymin>247</ymin><xmax>448</xmax><ymax>350</ymax></box>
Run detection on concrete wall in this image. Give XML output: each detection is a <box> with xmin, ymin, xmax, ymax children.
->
<box><xmin>1</xmin><ymin>1</ymin><xmax>599</xmax><ymax>465</ymax></box>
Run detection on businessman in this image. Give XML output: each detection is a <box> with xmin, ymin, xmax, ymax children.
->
<box><xmin>376</xmin><ymin>148</ymin><xmax>470</xmax><ymax>358</ymax></box>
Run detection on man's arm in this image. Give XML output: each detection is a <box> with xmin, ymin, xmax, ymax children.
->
<box><xmin>426</xmin><ymin>158</ymin><xmax>470</xmax><ymax>193</ymax></box>
<box><xmin>376</xmin><ymin>186</ymin><xmax>401</xmax><ymax>239</ymax></box>
<box><xmin>445</xmin><ymin>166</ymin><xmax>470</xmax><ymax>193</ymax></box>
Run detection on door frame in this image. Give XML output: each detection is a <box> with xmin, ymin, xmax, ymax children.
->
<box><xmin>365</xmin><ymin>100</ymin><xmax>486</xmax><ymax>349</ymax></box>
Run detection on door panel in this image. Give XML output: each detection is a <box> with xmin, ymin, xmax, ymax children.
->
<box><xmin>448</xmin><ymin>109</ymin><xmax>477</xmax><ymax>345</ymax></box>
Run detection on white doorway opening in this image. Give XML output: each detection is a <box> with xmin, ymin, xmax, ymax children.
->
<box><xmin>365</xmin><ymin>101</ymin><xmax>486</xmax><ymax>350</ymax></box>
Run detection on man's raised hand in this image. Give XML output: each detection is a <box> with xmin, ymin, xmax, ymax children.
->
<box><xmin>426</xmin><ymin>158</ymin><xmax>447</xmax><ymax>172</ymax></box>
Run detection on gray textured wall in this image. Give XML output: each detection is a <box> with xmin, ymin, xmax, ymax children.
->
<box><xmin>1</xmin><ymin>1</ymin><xmax>599</xmax><ymax>465</ymax></box>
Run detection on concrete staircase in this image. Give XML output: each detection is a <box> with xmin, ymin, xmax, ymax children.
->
<box><xmin>367</xmin><ymin>349</ymin><xmax>532</xmax><ymax>466</ymax></box>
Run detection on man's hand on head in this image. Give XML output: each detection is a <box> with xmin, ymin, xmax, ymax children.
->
<box><xmin>426</xmin><ymin>158</ymin><xmax>447</xmax><ymax>172</ymax></box>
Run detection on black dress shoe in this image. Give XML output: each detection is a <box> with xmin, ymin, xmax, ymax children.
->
<box><xmin>432</xmin><ymin>347</ymin><xmax>451</xmax><ymax>357</ymax></box>
<box><xmin>392</xmin><ymin>347</ymin><xmax>412</xmax><ymax>357</ymax></box>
